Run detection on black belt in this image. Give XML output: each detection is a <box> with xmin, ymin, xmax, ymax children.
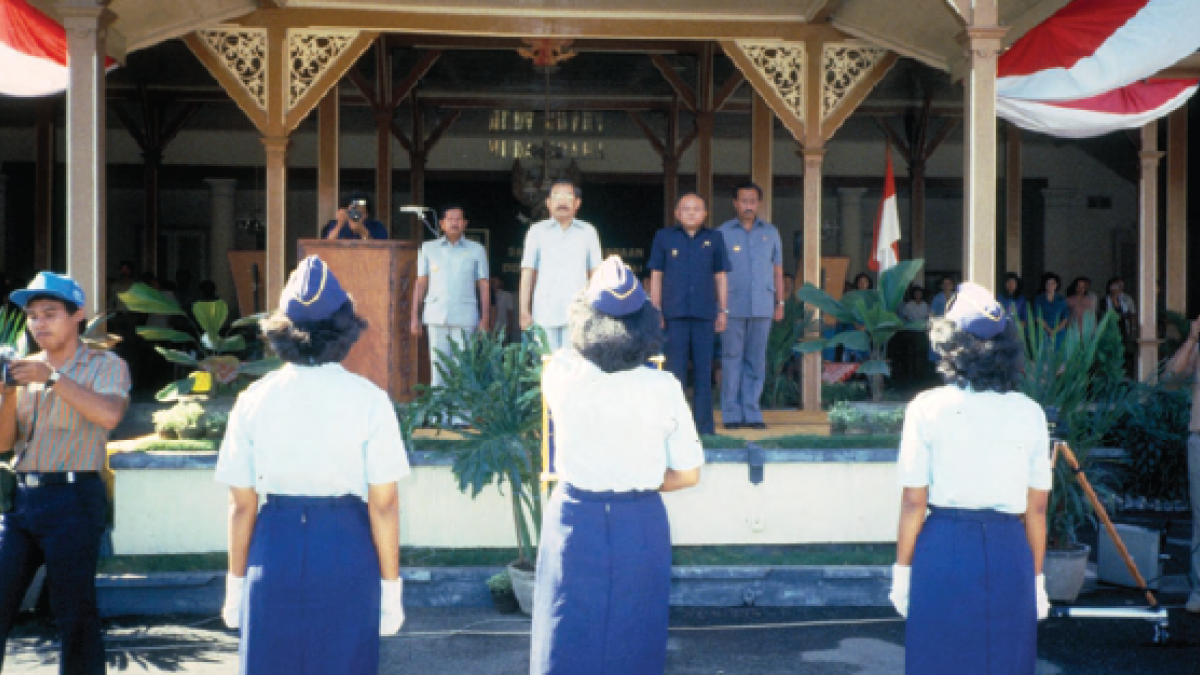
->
<box><xmin>16</xmin><ymin>471</ymin><xmax>101</xmax><ymax>488</ymax></box>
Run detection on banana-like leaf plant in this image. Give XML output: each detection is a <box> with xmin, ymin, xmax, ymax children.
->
<box><xmin>794</xmin><ymin>259</ymin><xmax>927</xmax><ymax>400</ymax></box>
<box><xmin>118</xmin><ymin>283</ymin><xmax>280</xmax><ymax>400</ymax></box>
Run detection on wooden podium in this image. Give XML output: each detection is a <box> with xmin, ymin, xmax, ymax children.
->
<box><xmin>296</xmin><ymin>239</ymin><xmax>420</xmax><ymax>402</ymax></box>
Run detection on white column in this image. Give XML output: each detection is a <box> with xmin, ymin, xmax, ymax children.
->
<box><xmin>205</xmin><ymin>179</ymin><xmax>238</xmax><ymax>309</ymax></box>
<box><xmin>837</xmin><ymin>187</ymin><xmax>868</xmax><ymax>276</ymax></box>
<box><xmin>58</xmin><ymin>0</ymin><xmax>111</xmax><ymax>317</ymax></box>
<box><xmin>960</xmin><ymin>3</ymin><xmax>1006</xmax><ymax>292</ymax></box>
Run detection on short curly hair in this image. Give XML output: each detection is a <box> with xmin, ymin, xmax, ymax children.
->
<box><xmin>567</xmin><ymin>293</ymin><xmax>663</xmax><ymax>374</ymax></box>
<box><xmin>929</xmin><ymin>316</ymin><xmax>1024</xmax><ymax>393</ymax></box>
<box><xmin>261</xmin><ymin>300</ymin><xmax>367</xmax><ymax>365</ymax></box>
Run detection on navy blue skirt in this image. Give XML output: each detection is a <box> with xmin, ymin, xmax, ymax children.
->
<box><xmin>240</xmin><ymin>495</ymin><xmax>380</xmax><ymax>675</ymax></box>
<box><xmin>531</xmin><ymin>483</ymin><xmax>672</xmax><ymax>675</ymax></box>
<box><xmin>906</xmin><ymin>506</ymin><xmax>1037</xmax><ymax>675</ymax></box>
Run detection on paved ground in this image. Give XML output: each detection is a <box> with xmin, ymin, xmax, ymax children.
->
<box><xmin>3</xmin><ymin>602</ymin><xmax>1198</xmax><ymax>674</ymax></box>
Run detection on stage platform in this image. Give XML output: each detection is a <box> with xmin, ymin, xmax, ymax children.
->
<box><xmin>411</xmin><ymin>409</ymin><xmax>830</xmax><ymax>443</ymax></box>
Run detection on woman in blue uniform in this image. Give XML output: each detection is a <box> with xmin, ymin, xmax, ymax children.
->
<box><xmin>889</xmin><ymin>281</ymin><xmax>1052</xmax><ymax>674</ymax></box>
<box><xmin>216</xmin><ymin>256</ymin><xmax>410</xmax><ymax>674</ymax></box>
<box><xmin>531</xmin><ymin>256</ymin><xmax>705</xmax><ymax>675</ymax></box>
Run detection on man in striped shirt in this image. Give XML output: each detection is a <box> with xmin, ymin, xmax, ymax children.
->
<box><xmin>0</xmin><ymin>271</ymin><xmax>130</xmax><ymax>674</ymax></box>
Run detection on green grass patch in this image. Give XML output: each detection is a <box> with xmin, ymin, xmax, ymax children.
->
<box><xmin>98</xmin><ymin>545</ymin><xmax>896</xmax><ymax>574</ymax></box>
<box><xmin>114</xmin><ymin>438</ymin><xmax>219</xmax><ymax>453</ymax></box>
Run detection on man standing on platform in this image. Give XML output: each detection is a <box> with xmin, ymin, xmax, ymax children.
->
<box><xmin>411</xmin><ymin>206</ymin><xmax>490</xmax><ymax>394</ymax></box>
<box><xmin>0</xmin><ymin>271</ymin><xmax>130</xmax><ymax>674</ymax></box>
<box><xmin>322</xmin><ymin>191</ymin><xmax>388</xmax><ymax>240</ymax></box>
<box><xmin>1164</xmin><ymin>315</ymin><xmax>1200</xmax><ymax>614</ymax></box>
<box><xmin>649</xmin><ymin>194</ymin><xmax>730</xmax><ymax>435</ymax></box>
<box><xmin>519</xmin><ymin>179</ymin><xmax>602</xmax><ymax>351</ymax></box>
<box><xmin>717</xmin><ymin>181</ymin><xmax>784</xmax><ymax>430</ymax></box>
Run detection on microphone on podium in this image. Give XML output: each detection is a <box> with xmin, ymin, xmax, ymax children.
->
<box><xmin>400</xmin><ymin>205</ymin><xmax>439</xmax><ymax>237</ymax></box>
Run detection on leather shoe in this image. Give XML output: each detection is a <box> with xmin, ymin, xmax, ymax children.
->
<box><xmin>723</xmin><ymin>422</ymin><xmax>743</xmax><ymax>430</ymax></box>
<box><xmin>746</xmin><ymin>422</ymin><xmax>768</xmax><ymax>429</ymax></box>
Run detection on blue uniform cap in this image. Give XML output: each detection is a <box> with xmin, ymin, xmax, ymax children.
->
<box><xmin>10</xmin><ymin>271</ymin><xmax>86</xmax><ymax>309</ymax></box>
<box><xmin>586</xmin><ymin>256</ymin><xmax>647</xmax><ymax>317</ymax></box>
<box><xmin>280</xmin><ymin>255</ymin><xmax>349</xmax><ymax>322</ymax></box>
<box><xmin>945</xmin><ymin>281</ymin><xmax>1010</xmax><ymax>340</ymax></box>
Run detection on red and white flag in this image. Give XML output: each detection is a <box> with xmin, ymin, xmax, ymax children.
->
<box><xmin>0</xmin><ymin>0</ymin><xmax>116</xmax><ymax>97</ymax></box>
<box><xmin>869</xmin><ymin>143</ymin><xmax>901</xmax><ymax>274</ymax></box>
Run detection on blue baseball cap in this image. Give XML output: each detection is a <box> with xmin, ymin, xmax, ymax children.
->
<box><xmin>945</xmin><ymin>281</ymin><xmax>1010</xmax><ymax>339</ymax></box>
<box><xmin>280</xmin><ymin>255</ymin><xmax>349</xmax><ymax>322</ymax></box>
<box><xmin>10</xmin><ymin>271</ymin><xmax>86</xmax><ymax>309</ymax></box>
<box><xmin>586</xmin><ymin>256</ymin><xmax>647</xmax><ymax>317</ymax></box>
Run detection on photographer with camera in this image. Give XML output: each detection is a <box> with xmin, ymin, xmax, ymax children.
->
<box><xmin>0</xmin><ymin>271</ymin><xmax>130</xmax><ymax>674</ymax></box>
<box><xmin>322</xmin><ymin>192</ymin><xmax>388</xmax><ymax>241</ymax></box>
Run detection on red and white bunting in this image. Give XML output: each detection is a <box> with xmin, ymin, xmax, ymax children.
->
<box><xmin>998</xmin><ymin>0</ymin><xmax>1200</xmax><ymax>102</ymax></box>
<box><xmin>0</xmin><ymin>0</ymin><xmax>116</xmax><ymax>97</ymax></box>
<box><xmin>998</xmin><ymin>78</ymin><xmax>1197</xmax><ymax>139</ymax></box>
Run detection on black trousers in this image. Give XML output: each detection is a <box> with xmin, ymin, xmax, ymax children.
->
<box><xmin>0</xmin><ymin>479</ymin><xmax>107</xmax><ymax>675</ymax></box>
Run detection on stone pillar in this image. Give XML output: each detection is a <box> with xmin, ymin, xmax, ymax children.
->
<box><xmin>262</xmin><ymin>137</ymin><xmax>291</xmax><ymax>309</ymax></box>
<box><xmin>837</xmin><ymin>187</ymin><xmax>868</xmax><ymax>276</ymax></box>
<box><xmin>204</xmin><ymin>179</ymin><xmax>238</xmax><ymax>308</ymax></box>
<box><xmin>801</xmin><ymin>147</ymin><xmax>826</xmax><ymax>412</ymax></box>
<box><xmin>960</xmin><ymin>6</ymin><xmax>1006</xmax><ymax>292</ymax></box>
<box><xmin>59</xmin><ymin>0</ymin><xmax>112</xmax><ymax>317</ymax></box>
<box><xmin>1138</xmin><ymin>123</ymin><xmax>1164</xmax><ymax>381</ymax></box>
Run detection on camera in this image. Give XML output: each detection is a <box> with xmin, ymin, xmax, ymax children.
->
<box><xmin>347</xmin><ymin>198</ymin><xmax>368</xmax><ymax>223</ymax></box>
<box><xmin>0</xmin><ymin>345</ymin><xmax>19</xmax><ymax>387</ymax></box>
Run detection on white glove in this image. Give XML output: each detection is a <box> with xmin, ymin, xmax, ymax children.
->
<box><xmin>889</xmin><ymin>564</ymin><xmax>911</xmax><ymax>618</ymax></box>
<box><xmin>222</xmin><ymin>575</ymin><xmax>245</xmax><ymax>629</ymax></box>
<box><xmin>1036</xmin><ymin>574</ymin><xmax>1051</xmax><ymax>620</ymax></box>
<box><xmin>380</xmin><ymin>578</ymin><xmax>405</xmax><ymax>636</ymax></box>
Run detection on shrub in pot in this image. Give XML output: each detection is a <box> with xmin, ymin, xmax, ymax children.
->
<box><xmin>1018</xmin><ymin>311</ymin><xmax>1130</xmax><ymax>603</ymax></box>
<box><xmin>152</xmin><ymin>400</ymin><xmax>207</xmax><ymax>441</ymax></box>
<box><xmin>418</xmin><ymin>327</ymin><xmax>549</xmax><ymax>613</ymax></box>
<box><xmin>487</xmin><ymin>571</ymin><xmax>520</xmax><ymax>614</ymax></box>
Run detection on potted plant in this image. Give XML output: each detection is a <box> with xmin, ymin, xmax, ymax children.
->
<box><xmin>152</xmin><ymin>400</ymin><xmax>207</xmax><ymax>440</ymax></box>
<box><xmin>1108</xmin><ymin>382</ymin><xmax>1191</xmax><ymax>510</ymax></box>
<box><xmin>205</xmin><ymin>411</ymin><xmax>230</xmax><ymax>440</ymax></box>
<box><xmin>418</xmin><ymin>327</ymin><xmax>549</xmax><ymax>614</ymax></box>
<box><xmin>842</xmin><ymin>407</ymin><xmax>868</xmax><ymax>435</ymax></box>
<box><xmin>796</xmin><ymin>260</ymin><xmax>927</xmax><ymax>401</ymax></box>
<box><xmin>487</xmin><ymin>570</ymin><xmax>520</xmax><ymax>614</ymax></box>
<box><xmin>1019</xmin><ymin>311</ymin><xmax>1130</xmax><ymax>602</ymax></box>
<box><xmin>117</xmin><ymin>283</ymin><xmax>281</xmax><ymax>401</ymax></box>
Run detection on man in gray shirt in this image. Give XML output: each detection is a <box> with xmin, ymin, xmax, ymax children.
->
<box><xmin>717</xmin><ymin>181</ymin><xmax>784</xmax><ymax>430</ymax></box>
<box><xmin>411</xmin><ymin>206</ymin><xmax>490</xmax><ymax>393</ymax></box>
<box><xmin>519</xmin><ymin>179</ymin><xmax>603</xmax><ymax>351</ymax></box>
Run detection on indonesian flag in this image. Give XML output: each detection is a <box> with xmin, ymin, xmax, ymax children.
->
<box><xmin>0</xmin><ymin>0</ymin><xmax>116</xmax><ymax>97</ymax></box>
<box><xmin>995</xmin><ymin>0</ymin><xmax>1200</xmax><ymax>138</ymax></box>
<box><xmin>869</xmin><ymin>143</ymin><xmax>901</xmax><ymax>274</ymax></box>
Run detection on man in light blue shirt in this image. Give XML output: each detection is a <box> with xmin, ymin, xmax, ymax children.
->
<box><xmin>717</xmin><ymin>181</ymin><xmax>784</xmax><ymax>430</ymax></box>
<box><xmin>411</xmin><ymin>206</ymin><xmax>490</xmax><ymax>393</ymax></box>
<box><xmin>519</xmin><ymin>179</ymin><xmax>603</xmax><ymax>350</ymax></box>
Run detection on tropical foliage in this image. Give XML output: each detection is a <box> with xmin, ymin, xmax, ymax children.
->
<box><xmin>117</xmin><ymin>283</ymin><xmax>281</xmax><ymax>400</ymax></box>
<box><xmin>760</xmin><ymin>298</ymin><xmax>816</xmax><ymax>409</ymax></box>
<box><xmin>795</xmin><ymin>259</ymin><xmax>927</xmax><ymax>400</ymax></box>
<box><xmin>417</xmin><ymin>327</ymin><xmax>549</xmax><ymax>564</ymax></box>
<box><xmin>1019</xmin><ymin>310</ymin><xmax>1130</xmax><ymax>548</ymax></box>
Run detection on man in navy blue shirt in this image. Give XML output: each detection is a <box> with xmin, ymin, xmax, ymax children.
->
<box><xmin>648</xmin><ymin>194</ymin><xmax>730</xmax><ymax>435</ymax></box>
<box><xmin>321</xmin><ymin>192</ymin><xmax>389</xmax><ymax>240</ymax></box>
